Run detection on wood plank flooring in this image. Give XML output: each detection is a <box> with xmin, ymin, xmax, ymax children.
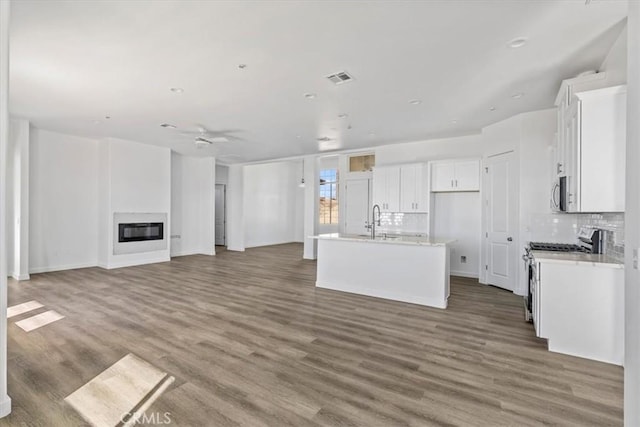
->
<box><xmin>0</xmin><ymin>243</ymin><xmax>623</xmax><ymax>426</ymax></box>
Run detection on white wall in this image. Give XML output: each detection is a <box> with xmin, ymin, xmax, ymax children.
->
<box><xmin>625</xmin><ymin>3</ymin><xmax>640</xmax><ymax>425</ymax></box>
<box><xmin>171</xmin><ymin>153</ymin><xmax>215</xmax><ymax>257</ymax></box>
<box><xmin>600</xmin><ymin>24</ymin><xmax>627</xmax><ymax>86</ymax></box>
<box><xmin>6</xmin><ymin>119</ymin><xmax>29</xmax><ymax>280</ymax></box>
<box><xmin>215</xmin><ymin>164</ymin><xmax>229</xmax><ymax>185</ymax></box>
<box><xmin>0</xmin><ymin>0</ymin><xmax>11</xmax><ymax>417</ymax></box>
<box><xmin>101</xmin><ymin>138</ymin><xmax>171</xmax><ymax>269</ymax></box>
<box><xmin>433</xmin><ymin>192</ymin><xmax>481</xmax><ymax>278</ymax></box>
<box><xmin>243</xmin><ymin>161</ymin><xmax>302</xmax><ymax>248</ymax></box>
<box><xmin>226</xmin><ymin>164</ymin><xmax>245</xmax><ymax>251</ymax></box>
<box><xmin>29</xmin><ymin>129</ymin><xmax>99</xmax><ymax>273</ymax></box>
<box><xmin>375</xmin><ymin>134</ymin><xmax>483</xmax><ymax>165</ymax></box>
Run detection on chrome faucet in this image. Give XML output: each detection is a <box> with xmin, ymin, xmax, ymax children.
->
<box><xmin>371</xmin><ymin>204</ymin><xmax>381</xmax><ymax>239</ymax></box>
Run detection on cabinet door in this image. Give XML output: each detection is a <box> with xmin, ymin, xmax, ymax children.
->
<box><xmin>400</xmin><ymin>164</ymin><xmax>417</xmax><ymax>212</ymax></box>
<box><xmin>372</xmin><ymin>167</ymin><xmax>387</xmax><ymax>210</ymax></box>
<box><xmin>372</xmin><ymin>166</ymin><xmax>400</xmax><ymax>212</ymax></box>
<box><xmin>386</xmin><ymin>167</ymin><xmax>400</xmax><ymax>212</ymax></box>
<box><xmin>454</xmin><ymin>160</ymin><xmax>480</xmax><ymax>191</ymax></box>
<box><xmin>564</xmin><ymin>101</ymin><xmax>581</xmax><ymax>212</ymax></box>
<box><xmin>414</xmin><ymin>163</ymin><xmax>429</xmax><ymax>212</ymax></box>
<box><xmin>431</xmin><ymin>162</ymin><xmax>455</xmax><ymax>192</ymax></box>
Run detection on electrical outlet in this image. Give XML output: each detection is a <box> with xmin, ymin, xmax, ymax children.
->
<box><xmin>461</xmin><ymin>256</ymin><xmax>467</xmax><ymax>263</ymax></box>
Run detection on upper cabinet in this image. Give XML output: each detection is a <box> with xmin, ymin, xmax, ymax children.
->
<box><xmin>372</xmin><ymin>166</ymin><xmax>400</xmax><ymax>212</ymax></box>
<box><xmin>430</xmin><ymin>159</ymin><xmax>480</xmax><ymax>192</ymax></box>
<box><xmin>373</xmin><ymin>163</ymin><xmax>429</xmax><ymax>213</ymax></box>
<box><xmin>400</xmin><ymin>163</ymin><xmax>429</xmax><ymax>213</ymax></box>
<box><xmin>555</xmin><ymin>82</ymin><xmax>626</xmax><ymax>213</ymax></box>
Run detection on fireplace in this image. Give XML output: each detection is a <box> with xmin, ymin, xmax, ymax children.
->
<box><xmin>113</xmin><ymin>212</ymin><xmax>168</xmax><ymax>255</ymax></box>
<box><xmin>118</xmin><ymin>222</ymin><xmax>164</xmax><ymax>243</ymax></box>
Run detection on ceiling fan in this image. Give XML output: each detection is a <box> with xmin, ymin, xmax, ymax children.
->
<box><xmin>169</xmin><ymin>124</ymin><xmax>242</xmax><ymax>148</ymax></box>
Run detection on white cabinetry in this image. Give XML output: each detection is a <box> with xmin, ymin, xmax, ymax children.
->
<box><xmin>372</xmin><ymin>166</ymin><xmax>400</xmax><ymax>212</ymax></box>
<box><xmin>400</xmin><ymin>163</ymin><xmax>429</xmax><ymax>213</ymax></box>
<box><xmin>430</xmin><ymin>159</ymin><xmax>480</xmax><ymax>192</ymax></box>
<box><xmin>554</xmin><ymin>73</ymin><xmax>626</xmax><ymax>212</ymax></box>
<box><xmin>533</xmin><ymin>257</ymin><xmax>624</xmax><ymax>365</ymax></box>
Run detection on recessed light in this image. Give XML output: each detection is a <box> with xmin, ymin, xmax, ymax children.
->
<box><xmin>451</xmin><ymin>119</ymin><xmax>458</xmax><ymax>124</ymax></box>
<box><xmin>489</xmin><ymin>107</ymin><xmax>496</xmax><ymax>111</ymax></box>
<box><xmin>296</xmin><ymin>135</ymin><xmax>302</xmax><ymax>139</ymax></box>
<box><xmin>511</xmin><ymin>92</ymin><xmax>524</xmax><ymax>99</ymax></box>
<box><xmin>409</xmin><ymin>99</ymin><xmax>422</xmax><ymax>105</ymax></box>
<box><xmin>338</xmin><ymin>113</ymin><xmax>348</xmax><ymax>119</ymax></box>
<box><xmin>508</xmin><ymin>37</ymin><xmax>528</xmax><ymax>48</ymax></box>
<box><xmin>160</xmin><ymin>123</ymin><xmax>177</xmax><ymax>129</ymax></box>
<box><xmin>170</xmin><ymin>87</ymin><xmax>184</xmax><ymax>93</ymax></box>
<box><xmin>105</xmin><ymin>116</ymin><xmax>111</xmax><ymax>119</ymax></box>
<box><xmin>238</xmin><ymin>64</ymin><xmax>247</xmax><ymax>69</ymax></box>
<box><xmin>369</xmin><ymin>131</ymin><xmax>376</xmax><ymax>136</ymax></box>
<box><xmin>304</xmin><ymin>93</ymin><xmax>317</xmax><ymax>99</ymax></box>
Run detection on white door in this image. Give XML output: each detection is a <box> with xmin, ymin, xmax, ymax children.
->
<box><xmin>345</xmin><ymin>178</ymin><xmax>371</xmax><ymax>235</ymax></box>
<box><xmin>215</xmin><ymin>184</ymin><xmax>226</xmax><ymax>246</ymax></box>
<box><xmin>485</xmin><ymin>152</ymin><xmax>517</xmax><ymax>291</ymax></box>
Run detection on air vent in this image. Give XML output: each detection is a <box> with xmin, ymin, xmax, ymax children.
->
<box><xmin>316</xmin><ymin>136</ymin><xmax>332</xmax><ymax>142</ymax></box>
<box><xmin>326</xmin><ymin>71</ymin><xmax>354</xmax><ymax>85</ymax></box>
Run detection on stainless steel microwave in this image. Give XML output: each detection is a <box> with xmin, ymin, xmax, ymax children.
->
<box><xmin>551</xmin><ymin>176</ymin><xmax>568</xmax><ymax>212</ymax></box>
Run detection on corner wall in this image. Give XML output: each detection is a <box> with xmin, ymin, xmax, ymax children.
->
<box><xmin>625</xmin><ymin>2</ymin><xmax>640</xmax><ymax>425</ymax></box>
<box><xmin>29</xmin><ymin>129</ymin><xmax>99</xmax><ymax>273</ymax></box>
<box><xmin>171</xmin><ymin>153</ymin><xmax>215</xmax><ymax>257</ymax></box>
<box><xmin>98</xmin><ymin>138</ymin><xmax>171</xmax><ymax>269</ymax></box>
<box><xmin>243</xmin><ymin>161</ymin><xmax>303</xmax><ymax>248</ymax></box>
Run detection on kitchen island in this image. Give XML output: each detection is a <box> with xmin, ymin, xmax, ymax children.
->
<box><xmin>312</xmin><ymin>233</ymin><xmax>454</xmax><ymax>309</ymax></box>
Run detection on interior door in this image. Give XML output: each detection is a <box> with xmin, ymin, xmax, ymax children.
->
<box><xmin>485</xmin><ymin>151</ymin><xmax>517</xmax><ymax>291</ymax></box>
<box><xmin>215</xmin><ymin>184</ymin><xmax>226</xmax><ymax>246</ymax></box>
<box><xmin>345</xmin><ymin>178</ymin><xmax>371</xmax><ymax>235</ymax></box>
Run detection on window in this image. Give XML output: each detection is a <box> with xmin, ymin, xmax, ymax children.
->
<box><xmin>349</xmin><ymin>154</ymin><xmax>375</xmax><ymax>172</ymax></box>
<box><xmin>319</xmin><ymin>169</ymin><xmax>339</xmax><ymax>224</ymax></box>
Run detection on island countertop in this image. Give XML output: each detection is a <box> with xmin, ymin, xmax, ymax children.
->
<box><xmin>311</xmin><ymin>233</ymin><xmax>455</xmax><ymax>247</ymax></box>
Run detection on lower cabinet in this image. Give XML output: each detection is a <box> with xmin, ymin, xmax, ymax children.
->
<box><xmin>536</xmin><ymin>260</ymin><xmax>623</xmax><ymax>365</ymax></box>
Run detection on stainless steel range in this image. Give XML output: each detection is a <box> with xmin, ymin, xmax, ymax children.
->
<box><xmin>523</xmin><ymin>228</ymin><xmax>604</xmax><ymax>321</ymax></box>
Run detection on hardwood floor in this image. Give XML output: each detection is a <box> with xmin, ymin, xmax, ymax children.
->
<box><xmin>1</xmin><ymin>243</ymin><xmax>623</xmax><ymax>426</ymax></box>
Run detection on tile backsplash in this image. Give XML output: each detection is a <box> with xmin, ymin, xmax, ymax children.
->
<box><xmin>527</xmin><ymin>212</ymin><xmax>624</xmax><ymax>262</ymax></box>
<box><xmin>378</xmin><ymin>213</ymin><xmax>429</xmax><ymax>235</ymax></box>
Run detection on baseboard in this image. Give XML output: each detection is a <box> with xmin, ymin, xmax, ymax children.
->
<box><xmin>226</xmin><ymin>246</ymin><xmax>245</xmax><ymax>252</ymax></box>
<box><xmin>30</xmin><ymin>262</ymin><xmax>97</xmax><ymax>274</ymax></box>
<box><xmin>450</xmin><ymin>271</ymin><xmax>479</xmax><ymax>279</ymax></box>
<box><xmin>102</xmin><ymin>256</ymin><xmax>171</xmax><ymax>270</ymax></box>
<box><xmin>0</xmin><ymin>395</ymin><xmax>11</xmax><ymax>418</ymax></box>
<box><xmin>171</xmin><ymin>251</ymin><xmax>216</xmax><ymax>258</ymax></box>
<box><xmin>11</xmin><ymin>273</ymin><xmax>30</xmax><ymax>281</ymax></box>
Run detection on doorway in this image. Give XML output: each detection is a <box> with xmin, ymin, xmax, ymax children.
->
<box><xmin>215</xmin><ymin>184</ymin><xmax>226</xmax><ymax>246</ymax></box>
<box><xmin>344</xmin><ymin>178</ymin><xmax>372</xmax><ymax>236</ymax></box>
<box><xmin>484</xmin><ymin>151</ymin><xmax>517</xmax><ymax>291</ymax></box>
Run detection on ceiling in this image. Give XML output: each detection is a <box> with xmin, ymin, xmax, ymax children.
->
<box><xmin>9</xmin><ymin>0</ymin><xmax>628</xmax><ymax>163</ymax></box>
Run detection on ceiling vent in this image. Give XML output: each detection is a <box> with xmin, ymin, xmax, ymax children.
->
<box><xmin>326</xmin><ymin>71</ymin><xmax>354</xmax><ymax>85</ymax></box>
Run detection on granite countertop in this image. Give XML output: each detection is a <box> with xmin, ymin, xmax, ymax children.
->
<box><xmin>311</xmin><ymin>233</ymin><xmax>455</xmax><ymax>247</ymax></box>
<box><xmin>531</xmin><ymin>250</ymin><xmax>624</xmax><ymax>269</ymax></box>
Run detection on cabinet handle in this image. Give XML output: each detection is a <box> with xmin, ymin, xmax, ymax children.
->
<box><xmin>451</xmin><ymin>179</ymin><xmax>454</xmax><ymax>188</ymax></box>
<box><xmin>415</xmin><ymin>202</ymin><xmax>418</xmax><ymax>210</ymax></box>
<box><xmin>455</xmin><ymin>179</ymin><xmax>458</xmax><ymax>187</ymax></box>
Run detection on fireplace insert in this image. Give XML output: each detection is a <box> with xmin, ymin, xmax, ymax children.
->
<box><xmin>118</xmin><ymin>222</ymin><xmax>164</xmax><ymax>243</ymax></box>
